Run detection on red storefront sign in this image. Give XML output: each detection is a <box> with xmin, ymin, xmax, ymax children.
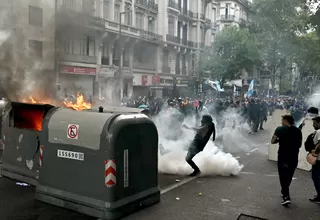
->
<box><xmin>152</xmin><ymin>76</ymin><xmax>160</xmax><ymax>85</ymax></box>
<box><xmin>60</xmin><ymin>66</ymin><xmax>96</xmax><ymax>75</ymax></box>
<box><xmin>141</xmin><ymin>75</ymin><xmax>148</xmax><ymax>85</ymax></box>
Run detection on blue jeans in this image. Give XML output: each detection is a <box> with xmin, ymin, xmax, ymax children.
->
<box><xmin>312</xmin><ymin>162</ymin><xmax>320</xmax><ymax>197</ymax></box>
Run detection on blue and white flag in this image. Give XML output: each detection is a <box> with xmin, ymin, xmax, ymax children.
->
<box><xmin>204</xmin><ymin>79</ymin><xmax>224</xmax><ymax>92</ymax></box>
<box><xmin>247</xmin><ymin>79</ymin><xmax>254</xmax><ymax>97</ymax></box>
<box><xmin>233</xmin><ymin>85</ymin><xmax>238</xmax><ymax>96</ymax></box>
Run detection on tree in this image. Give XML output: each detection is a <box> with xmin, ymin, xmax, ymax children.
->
<box><xmin>251</xmin><ymin>0</ymin><xmax>307</xmax><ymax>90</ymax></box>
<box><xmin>203</xmin><ymin>26</ymin><xmax>260</xmax><ymax>87</ymax></box>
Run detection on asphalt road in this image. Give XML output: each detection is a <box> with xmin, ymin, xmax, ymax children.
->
<box><xmin>1</xmin><ymin>120</ymin><xmax>320</xmax><ymax>220</ymax></box>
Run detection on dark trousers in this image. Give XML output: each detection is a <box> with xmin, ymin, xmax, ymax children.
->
<box><xmin>186</xmin><ymin>144</ymin><xmax>201</xmax><ymax>172</ymax></box>
<box><xmin>259</xmin><ymin>117</ymin><xmax>265</xmax><ymax>129</ymax></box>
<box><xmin>277</xmin><ymin>159</ymin><xmax>298</xmax><ymax>198</ymax></box>
<box><xmin>312</xmin><ymin>162</ymin><xmax>320</xmax><ymax>197</ymax></box>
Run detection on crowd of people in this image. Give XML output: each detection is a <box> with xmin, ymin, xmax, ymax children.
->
<box><xmin>121</xmin><ymin>96</ymin><xmax>308</xmax><ymax>133</ymax></box>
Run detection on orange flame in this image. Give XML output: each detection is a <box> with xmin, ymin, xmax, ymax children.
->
<box><xmin>63</xmin><ymin>92</ymin><xmax>92</xmax><ymax>111</ymax></box>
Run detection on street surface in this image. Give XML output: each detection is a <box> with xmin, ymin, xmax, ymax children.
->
<box><xmin>1</xmin><ymin>120</ymin><xmax>320</xmax><ymax>220</ymax></box>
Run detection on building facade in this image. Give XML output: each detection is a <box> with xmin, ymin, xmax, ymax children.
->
<box><xmin>1</xmin><ymin>0</ymin><xmax>252</xmax><ymax>101</ymax></box>
<box><xmin>0</xmin><ymin>0</ymin><xmax>56</xmax><ymax>97</ymax></box>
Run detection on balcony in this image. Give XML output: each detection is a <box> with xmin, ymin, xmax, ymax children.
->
<box><xmin>187</xmin><ymin>41</ymin><xmax>195</xmax><ymax>48</ymax></box>
<box><xmin>140</xmin><ymin>30</ymin><xmax>163</xmax><ymax>41</ymax></box>
<box><xmin>220</xmin><ymin>15</ymin><xmax>236</xmax><ymax>22</ymax></box>
<box><xmin>136</xmin><ymin>0</ymin><xmax>158</xmax><ymax>12</ymax></box>
<box><xmin>238</xmin><ymin>0</ymin><xmax>252</xmax><ymax>8</ymax></box>
<box><xmin>168</xmin><ymin>0</ymin><xmax>179</xmax><ymax>11</ymax></box>
<box><xmin>61</xmin><ymin>53</ymin><xmax>96</xmax><ymax>64</ymax></box>
<box><xmin>133</xmin><ymin>61</ymin><xmax>156</xmax><ymax>71</ymax></box>
<box><xmin>192</xmin><ymin>12</ymin><xmax>198</xmax><ymax>20</ymax></box>
<box><xmin>239</xmin><ymin>18</ymin><xmax>247</xmax><ymax>26</ymax></box>
<box><xmin>166</xmin><ymin>34</ymin><xmax>180</xmax><ymax>44</ymax></box>
<box><xmin>182</xmin><ymin>38</ymin><xmax>187</xmax><ymax>46</ymax></box>
<box><xmin>57</xmin><ymin>7</ymin><xmax>105</xmax><ymax>31</ymax></box>
<box><xmin>103</xmin><ymin>20</ymin><xmax>163</xmax><ymax>43</ymax></box>
<box><xmin>162</xmin><ymin>66</ymin><xmax>171</xmax><ymax>74</ymax></box>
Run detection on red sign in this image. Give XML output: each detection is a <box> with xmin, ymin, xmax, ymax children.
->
<box><xmin>61</xmin><ymin>66</ymin><xmax>96</xmax><ymax>75</ymax></box>
<box><xmin>141</xmin><ymin>75</ymin><xmax>148</xmax><ymax>85</ymax></box>
<box><xmin>152</xmin><ymin>76</ymin><xmax>160</xmax><ymax>85</ymax></box>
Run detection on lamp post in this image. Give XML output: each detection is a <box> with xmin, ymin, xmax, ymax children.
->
<box><xmin>118</xmin><ymin>8</ymin><xmax>130</xmax><ymax>102</ymax></box>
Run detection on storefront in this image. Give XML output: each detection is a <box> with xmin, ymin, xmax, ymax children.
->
<box><xmin>59</xmin><ymin>65</ymin><xmax>96</xmax><ymax>100</ymax></box>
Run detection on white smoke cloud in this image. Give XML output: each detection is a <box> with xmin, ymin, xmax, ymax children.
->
<box><xmin>307</xmin><ymin>86</ymin><xmax>320</xmax><ymax>108</ymax></box>
<box><xmin>155</xmin><ymin>106</ymin><xmax>245</xmax><ymax>177</ymax></box>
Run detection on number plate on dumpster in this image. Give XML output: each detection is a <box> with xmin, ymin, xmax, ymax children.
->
<box><xmin>57</xmin><ymin>150</ymin><xmax>84</xmax><ymax>161</ymax></box>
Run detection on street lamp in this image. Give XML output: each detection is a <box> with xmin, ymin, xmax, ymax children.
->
<box><xmin>118</xmin><ymin>6</ymin><xmax>131</xmax><ymax>102</ymax></box>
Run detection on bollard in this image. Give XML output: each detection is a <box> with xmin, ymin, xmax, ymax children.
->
<box><xmin>0</xmin><ymin>102</ymin><xmax>57</xmax><ymax>185</ymax></box>
<box><xmin>36</xmin><ymin>108</ymin><xmax>160</xmax><ymax>220</ymax></box>
<box><xmin>98</xmin><ymin>106</ymin><xmax>104</xmax><ymax>113</ymax></box>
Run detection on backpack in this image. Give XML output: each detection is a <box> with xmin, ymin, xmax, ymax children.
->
<box><xmin>305</xmin><ymin>132</ymin><xmax>316</xmax><ymax>153</ymax></box>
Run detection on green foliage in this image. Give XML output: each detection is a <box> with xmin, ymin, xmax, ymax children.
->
<box><xmin>295</xmin><ymin>32</ymin><xmax>320</xmax><ymax>77</ymax></box>
<box><xmin>204</xmin><ymin>26</ymin><xmax>260</xmax><ymax>85</ymax></box>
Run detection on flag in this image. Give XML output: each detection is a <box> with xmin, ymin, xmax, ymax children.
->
<box><xmin>204</xmin><ymin>79</ymin><xmax>224</xmax><ymax>92</ymax></box>
<box><xmin>247</xmin><ymin>80</ymin><xmax>254</xmax><ymax>97</ymax></box>
<box><xmin>233</xmin><ymin>85</ymin><xmax>238</xmax><ymax>96</ymax></box>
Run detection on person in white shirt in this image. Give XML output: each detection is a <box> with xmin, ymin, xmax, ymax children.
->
<box><xmin>310</xmin><ymin>116</ymin><xmax>320</xmax><ymax>204</ymax></box>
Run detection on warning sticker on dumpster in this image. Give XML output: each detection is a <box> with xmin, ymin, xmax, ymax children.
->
<box><xmin>67</xmin><ymin>124</ymin><xmax>79</xmax><ymax>139</ymax></box>
<box><xmin>57</xmin><ymin>150</ymin><xmax>84</xmax><ymax>161</ymax></box>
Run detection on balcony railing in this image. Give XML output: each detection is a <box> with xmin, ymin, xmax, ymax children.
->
<box><xmin>162</xmin><ymin>66</ymin><xmax>171</xmax><ymax>73</ymax></box>
<box><xmin>168</xmin><ymin>0</ymin><xmax>179</xmax><ymax>11</ymax></box>
<box><xmin>192</xmin><ymin>12</ymin><xmax>198</xmax><ymax>20</ymax></box>
<box><xmin>239</xmin><ymin>18</ymin><xmax>247</xmax><ymax>25</ymax></box>
<box><xmin>187</xmin><ymin>41</ymin><xmax>195</xmax><ymax>47</ymax></box>
<box><xmin>140</xmin><ymin>30</ymin><xmax>163</xmax><ymax>41</ymax></box>
<box><xmin>166</xmin><ymin>34</ymin><xmax>180</xmax><ymax>44</ymax></box>
<box><xmin>182</xmin><ymin>38</ymin><xmax>187</xmax><ymax>46</ymax></box>
<box><xmin>239</xmin><ymin>0</ymin><xmax>252</xmax><ymax>8</ymax></box>
<box><xmin>220</xmin><ymin>15</ymin><xmax>236</xmax><ymax>21</ymax></box>
<box><xmin>135</xmin><ymin>0</ymin><xmax>158</xmax><ymax>12</ymax></box>
<box><xmin>103</xmin><ymin>20</ymin><xmax>163</xmax><ymax>43</ymax></box>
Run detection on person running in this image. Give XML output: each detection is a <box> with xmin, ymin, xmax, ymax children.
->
<box><xmin>183</xmin><ymin>115</ymin><xmax>215</xmax><ymax>176</ymax></box>
<box><xmin>271</xmin><ymin>115</ymin><xmax>302</xmax><ymax>206</ymax></box>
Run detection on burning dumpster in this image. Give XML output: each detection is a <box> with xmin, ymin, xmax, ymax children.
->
<box><xmin>1</xmin><ymin>102</ymin><xmax>58</xmax><ymax>185</ymax></box>
<box><xmin>36</xmin><ymin>108</ymin><xmax>160</xmax><ymax>219</ymax></box>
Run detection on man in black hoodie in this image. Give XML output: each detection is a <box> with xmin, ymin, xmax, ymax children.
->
<box><xmin>183</xmin><ymin>115</ymin><xmax>216</xmax><ymax>176</ymax></box>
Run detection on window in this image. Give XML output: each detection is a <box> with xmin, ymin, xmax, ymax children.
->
<box><xmin>168</xmin><ymin>16</ymin><xmax>175</xmax><ymax>35</ymax></box>
<box><xmin>136</xmin><ymin>12</ymin><xmax>144</xmax><ymax>29</ymax></box>
<box><xmin>63</xmin><ymin>39</ymin><xmax>73</xmax><ymax>54</ymax></box>
<box><xmin>125</xmin><ymin>4</ymin><xmax>132</xmax><ymax>25</ymax></box>
<box><xmin>163</xmin><ymin>50</ymin><xmax>169</xmax><ymax>67</ymax></box>
<box><xmin>114</xmin><ymin>4</ymin><xmax>120</xmax><ymax>22</ymax></box>
<box><xmin>82</xmin><ymin>0</ymin><xmax>95</xmax><ymax>16</ymax></box>
<box><xmin>148</xmin><ymin>19</ymin><xmax>155</xmax><ymax>32</ymax></box>
<box><xmin>29</xmin><ymin>6</ymin><xmax>43</xmax><ymax>27</ymax></box>
<box><xmin>29</xmin><ymin>40</ymin><xmax>43</xmax><ymax>60</ymax></box>
<box><xmin>213</xmin><ymin>8</ymin><xmax>216</xmax><ymax>21</ymax></box>
<box><xmin>225</xmin><ymin>3</ymin><xmax>230</xmax><ymax>17</ymax></box>
<box><xmin>62</xmin><ymin>0</ymin><xmax>75</xmax><ymax>9</ymax></box>
<box><xmin>103</xmin><ymin>0</ymin><xmax>109</xmax><ymax>19</ymax></box>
